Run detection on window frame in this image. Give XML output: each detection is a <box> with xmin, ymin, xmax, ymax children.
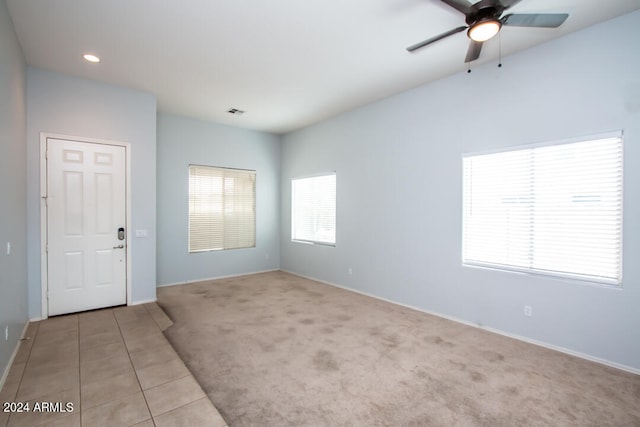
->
<box><xmin>188</xmin><ymin>164</ymin><xmax>256</xmax><ymax>253</ymax></box>
<box><xmin>291</xmin><ymin>172</ymin><xmax>337</xmax><ymax>246</ymax></box>
<box><xmin>461</xmin><ymin>132</ymin><xmax>624</xmax><ymax>286</ymax></box>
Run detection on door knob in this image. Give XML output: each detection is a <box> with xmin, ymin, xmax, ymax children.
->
<box><xmin>113</xmin><ymin>244</ymin><xmax>125</xmax><ymax>249</ymax></box>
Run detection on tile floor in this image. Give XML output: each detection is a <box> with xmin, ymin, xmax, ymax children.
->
<box><xmin>0</xmin><ymin>303</ymin><xmax>228</xmax><ymax>427</ymax></box>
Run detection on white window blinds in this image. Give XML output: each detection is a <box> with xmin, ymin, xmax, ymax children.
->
<box><xmin>463</xmin><ymin>136</ymin><xmax>623</xmax><ymax>285</ymax></box>
<box><xmin>292</xmin><ymin>173</ymin><xmax>336</xmax><ymax>245</ymax></box>
<box><xmin>188</xmin><ymin>165</ymin><xmax>256</xmax><ymax>252</ymax></box>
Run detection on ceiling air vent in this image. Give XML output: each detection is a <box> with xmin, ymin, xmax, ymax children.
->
<box><xmin>227</xmin><ymin>108</ymin><xmax>245</xmax><ymax>115</ymax></box>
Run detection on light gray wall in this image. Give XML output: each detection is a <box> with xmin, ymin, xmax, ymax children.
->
<box><xmin>280</xmin><ymin>11</ymin><xmax>640</xmax><ymax>371</ymax></box>
<box><xmin>26</xmin><ymin>68</ymin><xmax>157</xmax><ymax>318</ymax></box>
<box><xmin>156</xmin><ymin>113</ymin><xmax>280</xmax><ymax>285</ymax></box>
<box><xmin>0</xmin><ymin>0</ymin><xmax>28</xmax><ymax>378</ymax></box>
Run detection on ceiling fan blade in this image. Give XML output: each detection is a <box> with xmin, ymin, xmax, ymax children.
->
<box><xmin>497</xmin><ymin>0</ymin><xmax>523</xmax><ymax>10</ymax></box>
<box><xmin>407</xmin><ymin>26</ymin><xmax>467</xmax><ymax>52</ymax></box>
<box><xmin>502</xmin><ymin>13</ymin><xmax>569</xmax><ymax>28</ymax></box>
<box><xmin>439</xmin><ymin>0</ymin><xmax>474</xmax><ymax>15</ymax></box>
<box><xmin>465</xmin><ymin>40</ymin><xmax>483</xmax><ymax>63</ymax></box>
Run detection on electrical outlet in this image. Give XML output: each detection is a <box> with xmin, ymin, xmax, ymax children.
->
<box><xmin>6</xmin><ymin>242</ymin><xmax>10</xmax><ymax>255</ymax></box>
<box><xmin>265</xmin><ymin>253</ymin><xmax>270</xmax><ymax>260</ymax></box>
<box><xmin>524</xmin><ymin>305</ymin><xmax>533</xmax><ymax>317</ymax></box>
<box><xmin>347</xmin><ymin>267</ymin><xmax>353</xmax><ymax>275</ymax></box>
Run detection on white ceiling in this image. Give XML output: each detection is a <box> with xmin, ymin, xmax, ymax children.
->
<box><xmin>7</xmin><ymin>0</ymin><xmax>640</xmax><ymax>134</ymax></box>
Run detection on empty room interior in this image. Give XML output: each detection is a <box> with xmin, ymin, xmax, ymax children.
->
<box><xmin>1</xmin><ymin>0</ymin><xmax>639</xmax><ymax>426</ymax></box>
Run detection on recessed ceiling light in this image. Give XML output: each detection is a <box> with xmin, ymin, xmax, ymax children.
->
<box><xmin>83</xmin><ymin>54</ymin><xmax>100</xmax><ymax>63</ymax></box>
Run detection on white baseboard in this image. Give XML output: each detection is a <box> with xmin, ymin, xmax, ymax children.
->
<box><xmin>282</xmin><ymin>269</ymin><xmax>640</xmax><ymax>376</ymax></box>
<box><xmin>157</xmin><ymin>268</ymin><xmax>280</xmax><ymax>288</ymax></box>
<box><xmin>129</xmin><ymin>298</ymin><xmax>157</xmax><ymax>306</ymax></box>
<box><xmin>479</xmin><ymin>325</ymin><xmax>640</xmax><ymax>375</ymax></box>
<box><xmin>0</xmin><ymin>321</ymin><xmax>30</xmax><ymax>391</ymax></box>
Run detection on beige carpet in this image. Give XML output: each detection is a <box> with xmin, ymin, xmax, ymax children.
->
<box><xmin>157</xmin><ymin>271</ymin><xmax>640</xmax><ymax>427</ymax></box>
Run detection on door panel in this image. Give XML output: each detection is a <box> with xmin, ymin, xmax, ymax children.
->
<box><xmin>47</xmin><ymin>138</ymin><xmax>127</xmax><ymax>316</ymax></box>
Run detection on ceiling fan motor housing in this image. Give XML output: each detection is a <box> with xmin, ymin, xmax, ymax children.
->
<box><xmin>465</xmin><ymin>3</ymin><xmax>504</xmax><ymax>26</ymax></box>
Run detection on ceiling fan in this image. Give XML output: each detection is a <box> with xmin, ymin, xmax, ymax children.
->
<box><xmin>407</xmin><ymin>0</ymin><xmax>569</xmax><ymax>63</ymax></box>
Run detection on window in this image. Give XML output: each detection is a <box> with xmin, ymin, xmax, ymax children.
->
<box><xmin>292</xmin><ymin>173</ymin><xmax>336</xmax><ymax>245</ymax></box>
<box><xmin>462</xmin><ymin>135</ymin><xmax>623</xmax><ymax>285</ymax></box>
<box><xmin>188</xmin><ymin>165</ymin><xmax>256</xmax><ymax>252</ymax></box>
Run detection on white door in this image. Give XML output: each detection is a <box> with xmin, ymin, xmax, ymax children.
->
<box><xmin>46</xmin><ymin>138</ymin><xmax>127</xmax><ymax>316</ymax></box>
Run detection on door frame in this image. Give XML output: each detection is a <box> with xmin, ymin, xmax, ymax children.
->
<box><xmin>40</xmin><ymin>133</ymin><xmax>132</xmax><ymax>319</ymax></box>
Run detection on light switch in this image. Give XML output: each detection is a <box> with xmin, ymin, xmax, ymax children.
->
<box><xmin>6</xmin><ymin>242</ymin><xmax>10</xmax><ymax>255</ymax></box>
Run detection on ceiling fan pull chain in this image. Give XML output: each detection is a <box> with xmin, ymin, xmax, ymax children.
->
<box><xmin>498</xmin><ymin>32</ymin><xmax>503</xmax><ymax>68</ymax></box>
<box><xmin>467</xmin><ymin>62</ymin><xmax>472</xmax><ymax>74</ymax></box>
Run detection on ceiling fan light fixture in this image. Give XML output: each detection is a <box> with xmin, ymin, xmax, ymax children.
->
<box><xmin>468</xmin><ymin>19</ymin><xmax>501</xmax><ymax>42</ymax></box>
